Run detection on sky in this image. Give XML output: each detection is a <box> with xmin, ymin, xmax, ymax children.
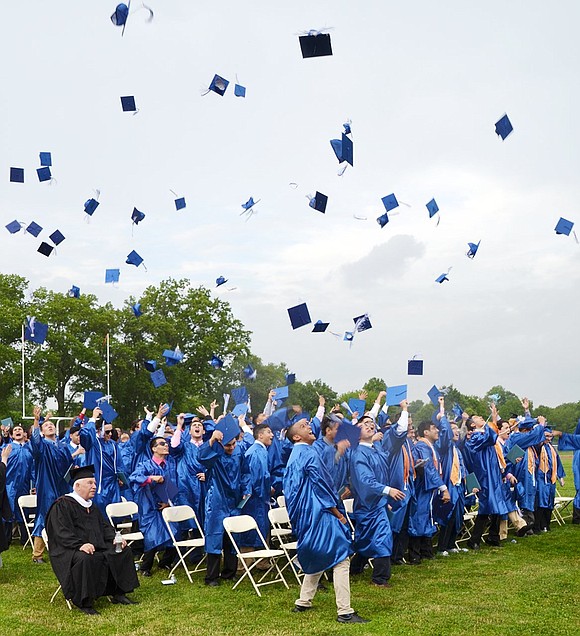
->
<box><xmin>1</xmin><ymin>1</ymin><xmax>579</xmax><ymax>407</ymax></box>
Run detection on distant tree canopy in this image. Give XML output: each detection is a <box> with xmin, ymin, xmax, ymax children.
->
<box><xmin>1</xmin><ymin>274</ymin><xmax>578</xmax><ymax>432</ymax></box>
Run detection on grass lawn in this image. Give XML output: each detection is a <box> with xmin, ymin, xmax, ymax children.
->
<box><xmin>1</xmin><ymin>453</ymin><xmax>578</xmax><ymax>636</ymax></box>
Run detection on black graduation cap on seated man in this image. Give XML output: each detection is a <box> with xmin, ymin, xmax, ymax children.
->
<box><xmin>69</xmin><ymin>464</ymin><xmax>95</xmax><ymax>484</ymax></box>
<box><xmin>299</xmin><ymin>31</ymin><xmax>332</xmax><ymax>58</ymax></box>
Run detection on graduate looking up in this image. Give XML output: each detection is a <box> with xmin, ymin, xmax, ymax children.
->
<box><xmin>45</xmin><ymin>464</ymin><xmax>139</xmax><ymax>615</ymax></box>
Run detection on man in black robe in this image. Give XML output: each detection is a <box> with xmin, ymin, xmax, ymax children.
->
<box><xmin>45</xmin><ymin>465</ymin><xmax>139</xmax><ymax>615</ymax></box>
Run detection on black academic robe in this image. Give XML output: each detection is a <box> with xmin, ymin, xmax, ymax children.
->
<box><xmin>45</xmin><ymin>495</ymin><xmax>139</xmax><ymax>607</ymax></box>
<box><xmin>0</xmin><ymin>462</ymin><xmax>11</xmax><ymax>553</ymax></box>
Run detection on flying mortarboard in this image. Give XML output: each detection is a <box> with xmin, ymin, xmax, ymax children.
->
<box><xmin>150</xmin><ymin>369</ymin><xmax>167</xmax><ymax>388</ymax></box>
<box><xmin>144</xmin><ymin>360</ymin><xmax>157</xmax><ymax>373</ymax></box>
<box><xmin>467</xmin><ymin>241</ymin><xmax>481</xmax><ymax>258</ymax></box>
<box><xmin>386</xmin><ymin>385</ymin><xmax>407</xmax><ymax>406</ymax></box>
<box><xmin>39</xmin><ymin>152</ymin><xmax>52</xmax><ymax>166</ymax></box>
<box><xmin>208</xmin><ymin>74</ymin><xmax>229</xmax><ymax>96</ymax></box>
<box><xmin>243</xmin><ymin>364</ymin><xmax>257</xmax><ymax>380</ymax></box>
<box><xmin>99</xmin><ymin>400</ymin><xmax>119</xmax><ymax>424</ymax></box>
<box><xmin>343</xmin><ymin>331</ymin><xmax>354</xmax><ymax>342</ymax></box>
<box><xmin>234</xmin><ymin>83</ymin><xmax>246</xmax><ymax>98</ymax></box>
<box><xmin>273</xmin><ymin>386</ymin><xmax>289</xmax><ymax>402</ymax></box>
<box><xmin>330</xmin><ymin>133</ymin><xmax>353</xmax><ymax>166</ymax></box>
<box><xmin>353</xmin><ymin>314</ymin><xmax>372</xmax><ymax>332</ymax></box>
<box><xmin>231</xmin><ymin>386</ymin><xmax>249</xmax><ymax>405</ymax></box>
<box><xmin>376</xmin><ymin>213</ymin><xmax>389</xmax><ymax>228</ymax></box>
<box><xmin>37</xmin><ymin>167</ymin><xmax>52</xmax><ymax>182</ymax></box>
<box><xmin>335</xmin><ymin>420</ymin><xmax>361</xmax><ymax>448</ymax></box>
<box><xmin>10</xmin><ymin>167</ymin><xmax>24</xmax><ymax>183</ymax></box>
<box><xmin>408</xmin><ymin>358</ymin><xmax>424</xmax><ymax>376</ymax></box>
<box><xmin>174</xmin><ymin>197</ymin><xmax>186</xmax><ymax>210</ymax></box>
<box><xmin>555</xmin><ymin>217</ymin><xmax>573</xmax><ymax>236</ymax></box>
<box><xmin>84</xmin><ymin>198</ymin><xmax>100</xmax><ymax>215</ymax></box>
<box><xmin>163</xmin><ymin>347</ymin><xmax>183</xmax><ymax>366</ymax></box>
<box><xmin>83</xmin><ymin>391</ymin><xmax>104</xmax><ymax>410</ymax></box>
<box><xmin>24</xmin><ymin>317</ymin><xmax>48</xmax><ymax>344</ymax></box>
<box><xmin>121</xmin><ymin>96</ymin><xmax>137</xmax><ymax>112</ymax></box>
<box><xmin>452</xmin><ymin>403</ymin><xmax>463</xmax><ymax>421</ymax></box>
<box><xmin>126</xmin><ymin>250</ymin><xmax>144</xmax><ymax>267</ymax></box>
<box><xmin>6</xmin><ymin>220</ymin><xmax>22</xmax><ymax>234</ymax></box>
<box><xmin>26</xmin><ymin>222</ymin><xmax>43</xmax><ymax>237</ymax></box>
<box><xmin>132</xmin><ymin>302</ymin><xmax>142</xmax><ymax>317</ymax></box>
<box><xmin>348</xmin><ymin>398</ymin><xmax>366</xmax><ymax>417</ymax></box>
<box><xmin>216</xmin><ymin>413</ymin><xmax>240</xmax><ymax>445</ymax></box>
<box><xmin>131</xmin><ymin>207</ymin><xmax>145</xmax><ymax>224</ymax></box>
<box><xmin>426</xmin><ymin>198</ymin><xmax>439</xmax><ymax>218</ymax></box>
<box><xmin>216</xmin><ymin>276</ymin><xmax>228</xmax><ymax>287</ymax></box>
<box><xmin>312</xmin><ymin>320</ymin><xmax>329</xmax><ymax>333</ymax></box>
<box><xmin>50</xmin><ymin>230</ymin><xmax>65</xmax><ymax>245</ymax></box>
<box><xmin>299</xmin><ymin>31</ymin><xmax>332</xmax><ymax>58</ymax></box>
<box><xmin>427</xmin><ymin>385</ymin><xmax>443</xmax><ymax>406</ymax></box>
<box><xmin>287</xmin><ymin>302</ymin><xmax>311</xmax><ymax>329</ymax></box>
<box><xmin>285</xmin><ymin>373</ymin><xmax>296</xmax><ymax>385</ymax></box>
<box><xmin>68</xmin><ymin>285</ymin><xmax>80</xmax><ymax>298</ymax></box>
<box><xmin>382</xmin><ymin>194</ymin><xmax>399</xmax><ymax>212</ymax></box>
<box><xmin>435</xmin><ymin>272</ymin><xmax>450</xmax><ymax>284</ymax></box>
<box><xmin>105</xmin><ymin>268</ymin><xmax>120</xmax><ymax>283</ymax></box>
<box><xmin>111</xmin><ymin>3</ymin><xmax>129</xmax><ymax>26</ymax></box>
<box><xmin>210</xmin><ymin>355</ymin><xmax>223</xmax><ymax>369</ymax></box>
<box><xmin>308</xmin><ymin>191</ymin><xmax>328</xmax><ymax>213</ymax></box>
<box><xmin>495</xmin><ymin>114</ymin><xmax>513</xmax><ymax>140</ymax></box>
<box><xmin>37</xmin><ymin>242</ymin><xmax>54</xmax><ymax>257</ymax></box>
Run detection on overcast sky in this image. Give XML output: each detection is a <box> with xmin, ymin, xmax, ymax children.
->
<box><xmin>2</xmin><ymin>1</ymin><xmax>579</xmax><ymax>407</ymax></box>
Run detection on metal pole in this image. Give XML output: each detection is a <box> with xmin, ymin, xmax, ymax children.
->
<box><xmin>106</xmin><ymin>332</ymin><xmax>110</xmax><ymax>398</ymax></box>
<box><xmin>21</xmin><ymin>324</ymin><xmax>26</xmax><ymax>418</ymax></box>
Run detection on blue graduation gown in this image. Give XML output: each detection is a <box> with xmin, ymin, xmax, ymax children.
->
<box><xmin>239</xmin><ymin>442</ymin><xmax>271</xmax><ymax>547</ymax></box>
<box><xmin>4</xmin><ymin>442</ymin><xmax>34</xmax><ymax>522</ymax></box>
<box><xmin>313</xmin><ymin>437</ymin><xmax>349</xmax><ymax>496</ymax></box>
<box><xmin>80</xmin><ymin>421</ymin><xmax>121</xmax><ymax>516</ymax></box>
<box><xmin>536</xmin><ymin>443</ymin><xmax>565</xmax><ymax>509</ymax></box>
<box><xmin>128</xmin><ymin>424</ymin><xmax>155</xmax><ymax>473</ymax></box>
<box><xmin>409</xmin><ymin>439</ymin><xmax>445</xmax><ymax>537</ymax></box>
<box><xmin>268</xmin><ymin>435</ymin><xmax>285</xmax><ymax>497</ymax></box>
<box><xmin>466</xmin><ymin>425</ymin><xmax>508</xmax><ymax>516</ymax></box>
<box><xmin>349</xmin><ymin>443</ymin><xmax>394</xmax><ymax>558</ymax></box>
<box><xmin>384</xmin><ymin>432</ymin><xmax>416</xmax><ymax>534</ymax></box>
<box><xmin>130</xmin><ymin>457</ymin><xmax>179</xmax><ymax>552</ymax></box>
<box><xmin>172</xmin><ymin>440</ymin><xmax>206</xmax><ymax>529</ymax></box>
<box><xmin>434</xmin><ymin>416</ymin><xmax>466</xmax><ymax>529</ymax></box>
<box><xmin>505</xmin><ymin>426</ymin><xmax>546</xmax><ymax>511</ymax></box>
<box><xmin>30</xmin><ymin>428</ymin><xmax>72</xmax><ymax>535</ymax></box>
<box><xmin>198</xmin><ymin>439</ymin><xmax>247</xmax><ymax>555</ymax></box>
<box><xmin>283</xmin><ymin>443</ymin><xmax>352</xmax><ymax>574</ymax></box>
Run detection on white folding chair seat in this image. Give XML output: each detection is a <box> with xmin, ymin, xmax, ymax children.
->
<box><xmin>268</xmin><ymin>507</ymin><xmax>301</xmax><ymax>584</ymax></box>
<box><xmin>162</xmin><ymin>505</ymin><xmax>206</xmax><ymax>582</ymax></box>
<box><xmin>342</xmin><ymin>498</ymin><xmax>356</xmax><ymax>538</ymax></box>
<box><xmin>223</xmin><ymin>515</ymin><xmax>288</xmax><ymax>597</ymax></box>
<box><xmin>41</xmin><ymin>529</ymin><xmax>72</xmax><ymax>610</ymax></box>
<box><xmin>18</xmin><ymin>494</ymin><xmax>37</xmax><ymax>550</ymax></box>
<box><xmin>106</xmin><ymin>501</ymin><xmax>144</xmax><ymax>544</ymax></box>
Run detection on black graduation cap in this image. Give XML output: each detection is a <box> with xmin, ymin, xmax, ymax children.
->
<box><xmin>70</xmin><ymin>464</ymin><xmax>95</xmax><ymax>484</ymax></box>
<box><xmin>299</xmin><ymin>32</ymin><xmax>332</xmax><ymax>58</ymax></box>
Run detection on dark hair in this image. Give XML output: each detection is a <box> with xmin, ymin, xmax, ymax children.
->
<box><xmin>321</xmin><ymin>416</ymin><xmax>338</xmax><ymax>437</ymax></box>
<box><xmin>417</xmin><ymin>420</ymin><xmax>434</xmax><ymax>437</ymax></box>
<box><xmin>253</xmin><ymin>423</ymin><xmax>271</xmax><ymax>440</ymax></box>
<box><xmin>286</xmin><ymin>422</ymin><xmax>300</xmax><ymax>444</ymax></box>
<box><xmin>149</xmin><ymin>436</ymin><xmax>166</xmax><ymax>451</ymax></box>
<box><xmin>130</xmin><ymin>419</ymin><xmax>142</xmax><ymax>432</ymax></box>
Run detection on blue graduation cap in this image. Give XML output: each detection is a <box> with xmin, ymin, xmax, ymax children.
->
<box><xmin>83</xmin><ymin>391</ymin><xmax>104</xmax><ymax>410</ymax></box>
<box><xmin>68</xmin><ymin>285</ymin><xmax>80</xmax><ymax>298</ymax></box>
<box><xmin>163</xmin><ymin>347</ymin><xmax>183</xmax><ymax>366</ymax></box>
<box><xmin>131</xmin><ymin>207</ymin><xmax>145</xmax><ymax>224</ymax></box>
<box><xmin>290</xmin><ymin>410</ymin><xmax>310</xmax><ymax>425</ymax></box>
<box><xmin>210</xmin><ymin>355</ymin><xmax>223</xmax><ymax>369</ymax></box>
<box><xmin>348</xmin><ymin>398</ymin><xmax>366</xmax><ymax>417</ymax></box>
<box><xmin>377</xmin><ymin>213</ymin><xmax>389</xmax><ymax>228</ymax></box>
<box><xmin>209</xmin><ymin>74</ymin><xmax>229</xmax><ymax>96</ymax></box>
<box><xmin>426</xmin><ymin>198</ymin><xmax>439</xmax><ymax>218</ymax></box>
<box><xmin>37</xmin><ymin>167</ymin><xmax>52</xmax><ymax>182</ymax></box>
<box><xmin>285</xmin><ymin>373</ymin><xmax>296</xmax><ymax>385</ymax></box>
<box><xmin>287</xmin><ymin>302</ymin><xmax>311</xmax><ymax>329</ymax></box>
<box><xmin>10</xmin><ymin>167</ymin><xmax>24</xmax><ymax>183</ymax></box>
<box><xmin>216</xmin><ymin>276</ymin><xmax>228</xmax><ymax>287</ymax></box>
<box><xmin>353</xmin><ymin>314</ymin><xmax>372</xmax><ymax>332</ymax></box>
<box><xmin>243</xmin><ymin>364</ymin><xmax>257</xmax><ymax>380</ymax></box>
<box><xmin>495</xmin><ymin>114</ymin><xmax>513</xmax><ymax>140</ymax></box>
<box><xmin>231</xmin><ymin>386</ymin><xmax>248</xmax><ymax>405</ymax></box>
<box><xmin>111</xmin><ymin>3</ymin><xmax>129</xmax><ymax>26</ymax></box>
<box><xmin>84</xmin><ymin>198</ymin><xmax>100</xmax><ymax>215</ymax></box>
<box><xmin>335</xmin><ymin>420</ymin><xmax>361</xmax><ymax>448</ymax></box>
<box><xmin>382</xmin><ymin>194</ymin><xmax>399</xmax><ymax>212</ymax></box>
<box><xmin>126</xmin><ymin>250</ymin><xmax>144</xmax><ymax>267</ymax></box>
<box><xmin>451</xmin><ymin>403</ymin><xmax>463</xmax><ymax>421</ymax></box>
<box><xmin>344</xmin><ymin>331</ymin><xmax>354</xmax><ymax>342</ymax></box>
<box><xmin>39</xmin><ymin>152</ymin><xmax>52</xmax><ymax>166</ymax></box>
<box><xmin>1</xmin><ymin>417</ymin><xmax>14</xmax><ymax>428</ymax></box>
<box><xmin>50</xmin><ymin>230</ymin><xmax>65</xmax><ymax>245</ymax></box>
<box><xmin>408</xmin><ymin>359</ymin><xmax>423</xmax><ymax>376</ymax></box>
<box><xmin>121</xmin><ymin>96</ymin><xmax>137</xmax><ymax>112</ymax></box>
<box><xmin>105</xmin><ymin>268</ymin><xmax>120</xmax><ymax>283</ymax></box>
<box><xmin>234</xmin><ymin>83</ymin><xmax>246</xmax><ymax>98</ymax></box>
<box><xmin>555</xmin><ymin>217</ymin><xmax>573</xmax><ymax>236</ymax></box>
<box><xmin>309</xmin><ymin>191</ymin><xmax>328</xmax><ymax>213</ymax></box>
<box><xmin>427</xmin><ymin>385</ymin><xmax>443</xmax><ymax>406</ymax></box>
<box><xmin>299</xmin><ymin>31</ymin><xmax>332</xmax><ymax>58</ymax></box>
<box><xmin>216</xmin><ymin>413</ymin><xmax>240</xmax><ymax>445</ymax></box>
<box><xmin>38</xmin><ymin>242</ymin><xmax>54</xmax><ymax>257</ymax></box>
<box><xmin>175</xmin><ymin>197</ymin><xmax>186</xmax><ymax>210</ymax></box>
<box><xmin>330</xmin><ymin>133</ymin><xmax>353</xmax><ymax>166</ymax></box>
<box><xmin>312</xmin><ymin>320</ymin><xmax>329</xmax><ymax>333</ymax></box>
<box><xmin>150</xmin><ymin>369</ymin><xmax>167</xmax><ymax>388</ymax></box>
<box><xmin>26</xmin><ymin>222</ymin><xmax>43</xmax><ymax>237</ymax></box>
<box><xmin>264</xmin><ymin>407</ymin><xmax>290</xmax><ymax>433</ymax></box>
<box><xmin>6</xmin><ymin>220</ymin><xmax>22</xmax><ymax>234</ymax></box>
<box><xmin>24</xmin><ymin>317</ymin><xmax>48</xmax><ymax>344</ymax></box>
<box><xmin>467</xmin><ymin>241</ymin><xmax>481</xmax><ymax>258</ymax></box>
<box><xmin>98</xmin><ymin>401</ymin><xmax>118</xmax><ymax>424</ymax></box>
<box><xmin>386</xmin><ymin>385</ymin><xmax>407</xmax><ymax>406</ymax></box>
<box><xmin>273</xmin><ymin>386</ymin><xmax>289</xmax><ymax>402</ymax></box>
<box><xmin>435</xmin><ymin>272</ymin><xmax>449</xmax><ymax>284</ymax></box>
<box><xmin>232</xmin><ymin>403</ymin><xmax>249</xmax><ymax>418</ymax></box>
<box><xmin>241</xmin><ymin>197</ymin><xmax>257</xmax><ymax>211</ymax></box>
<box><xmin>144</xmin><ymin>359</ymin><xmax>157</xmax><ymax>372</ymax></box>
<box><xmin>132</xmin><ymin>302</ymin><xmax>142</xmax><ymax>317</ymax></box>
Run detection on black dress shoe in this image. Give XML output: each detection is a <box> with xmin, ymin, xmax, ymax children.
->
<box><xmin>292</xmin><ymin>605</ymin><xmax>312</xmax><ymax>613</ymax></box>
<box><xmin>78</xmin><ymin>606</ymin><xmax>100</xmax><ymax>615</ymax></box>
<box><xmin>466</xmin><ymin>542</ymin><xmax>480</xmax><ymax>550</ymax></box>
<box><xmin>205</xmin><ymin>579</ymin><xmax>220</xmax><ymax>587</ymax></box>
<box><xmin>111</xmin><ymin>594</ymin><xmax>139</xmax><ymax>605</ymax></box>
<box><xmin>140</xmin><ymin>570</ymin><xmax>152</xmax><ymax>577</ymax></box>
<box><xmin>337</xmin><ymin>612</ymin><xmax>370</xmax><ymax>624</ymax></box>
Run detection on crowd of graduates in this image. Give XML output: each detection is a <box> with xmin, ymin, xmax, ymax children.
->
<box><xmin>1</xmin><ymin>388</ymin><xmax>580</xmax><ymax>608</ymax></box>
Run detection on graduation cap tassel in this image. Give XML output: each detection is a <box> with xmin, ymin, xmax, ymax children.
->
<box><xmin>353</xmin><ymin>215</ymin><xmax>367</xmax><ymax>221</ymax></box>
<box><xmin>337</xmin><ymin>164</ymin><xmax>348</xmax><ymax>177</ymax></box>
<box><xmin>574</xmin><ymin>230</ymin><xmax>579</xmax><ymax>244</ymax></box>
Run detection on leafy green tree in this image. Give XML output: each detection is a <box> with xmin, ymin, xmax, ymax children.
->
<box><xmin>289</xmin><ymin>379</ymin><xmax>338</xmax><ymax>415</ymax></box>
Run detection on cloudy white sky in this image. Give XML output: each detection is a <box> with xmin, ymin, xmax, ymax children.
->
<box><xmin>2</xmin><ymin>1</ymin><xmax>579</xmax><ymax>407</ymax></box>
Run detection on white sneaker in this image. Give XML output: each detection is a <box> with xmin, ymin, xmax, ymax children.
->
<box><xmin>448</xmin><ymin>548</ymin><xmax>460</xmax><ymax>554</ymax></box>
<box><xmin>437</xmin><ymin>551</ymin><xmax>449</xmax><ymax>557</ymax></box>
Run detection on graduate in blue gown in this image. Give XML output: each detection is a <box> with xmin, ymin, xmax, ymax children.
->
<box><xmin>30</xmin><ymin>407</ymin><xmax>73</xmax><ymax>563</ymax></box>
<box><xmin>535</xmin><ymin>430</ymin><xmax>565</xmax><ymax>532</ymax></box>
<box><xmin>80</xmin><ymin>409</ymin><xmax>122</xmax><ymax>516</ymax></box>
<box><xmin>128</xmin><ymin>404</ymin><xmax>169</xmax><ymax>473</ymax></box>
<box><xmin>312</xmin><ymin>416</ymin><xmax>349</xmax><ymax>510</ymax></box>
<box><xmin>552</xmin><ymin>424</ymin><xmax>580</xmax><ymax>522</ymax></box>
<box><xmin>284</xmin><ymin>418</ymin><xmax>368</xmax><ymax>624</ymax></box>
<box><xmin>349</xmin><ymin>414</ymin><xmax>406</xmax><ymax>586</ymax></box>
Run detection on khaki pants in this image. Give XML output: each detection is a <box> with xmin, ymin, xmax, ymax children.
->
<box><xmin>295</xmin><ymin>558</ymin><xmax>353</xmax><ymax>617</ymax></box>
<box><xmin>32</xmin><ymin>536</ymin><xmax>45</xmax><ymax>559</ymax></box>
<box><xmin>499</xmin><ymin>511</ymin><xmax>527</xmax><ymax>540</ymax></box>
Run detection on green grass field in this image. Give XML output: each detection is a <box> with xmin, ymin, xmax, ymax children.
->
<box><xmin>1</xmin><ymin>453</ymin><xmax>579</xmax><ymax>636</ymax></box>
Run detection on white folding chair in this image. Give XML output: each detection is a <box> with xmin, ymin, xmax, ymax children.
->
<box><xmin>41</xmin><ymin>529</ymin><xmax>72</xmax><ymax>610</ymax></box>
<box><xmin>276</xmin><ymin>495</ymin><xmax>286</xmax><ymax>508</ymax></box>
<box><xmin>268</xmin><ymin>507</ymin><xmax>302</xmax><ymax>584</ymax></box>
<box><xmin>342</xmin><ymin>498</ymin><xmax>356</xmax><ymax>538</ymax></box>
<box><xmin>223</xmin><ymin>515</ymin><xmax>289</xmax><ymax>597</ymax></box>
<box><xmin>106</xmin><ymin>501</ymin><xmax>144</xmax><ymax>545</ymax></box>
<box><xmin>162</xmin><ymin>505</ymin><xmax>206</xmax><ymax>583</ymax></box>
<box><xmin>553</xmin><ymin>489</ymin><xmax>574</xmax><ymax>525</ymax></box>
<box><xmin>18</xmin><ymin>494</ymin><xmax>37</xmax><ymax>550</ymax></box>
